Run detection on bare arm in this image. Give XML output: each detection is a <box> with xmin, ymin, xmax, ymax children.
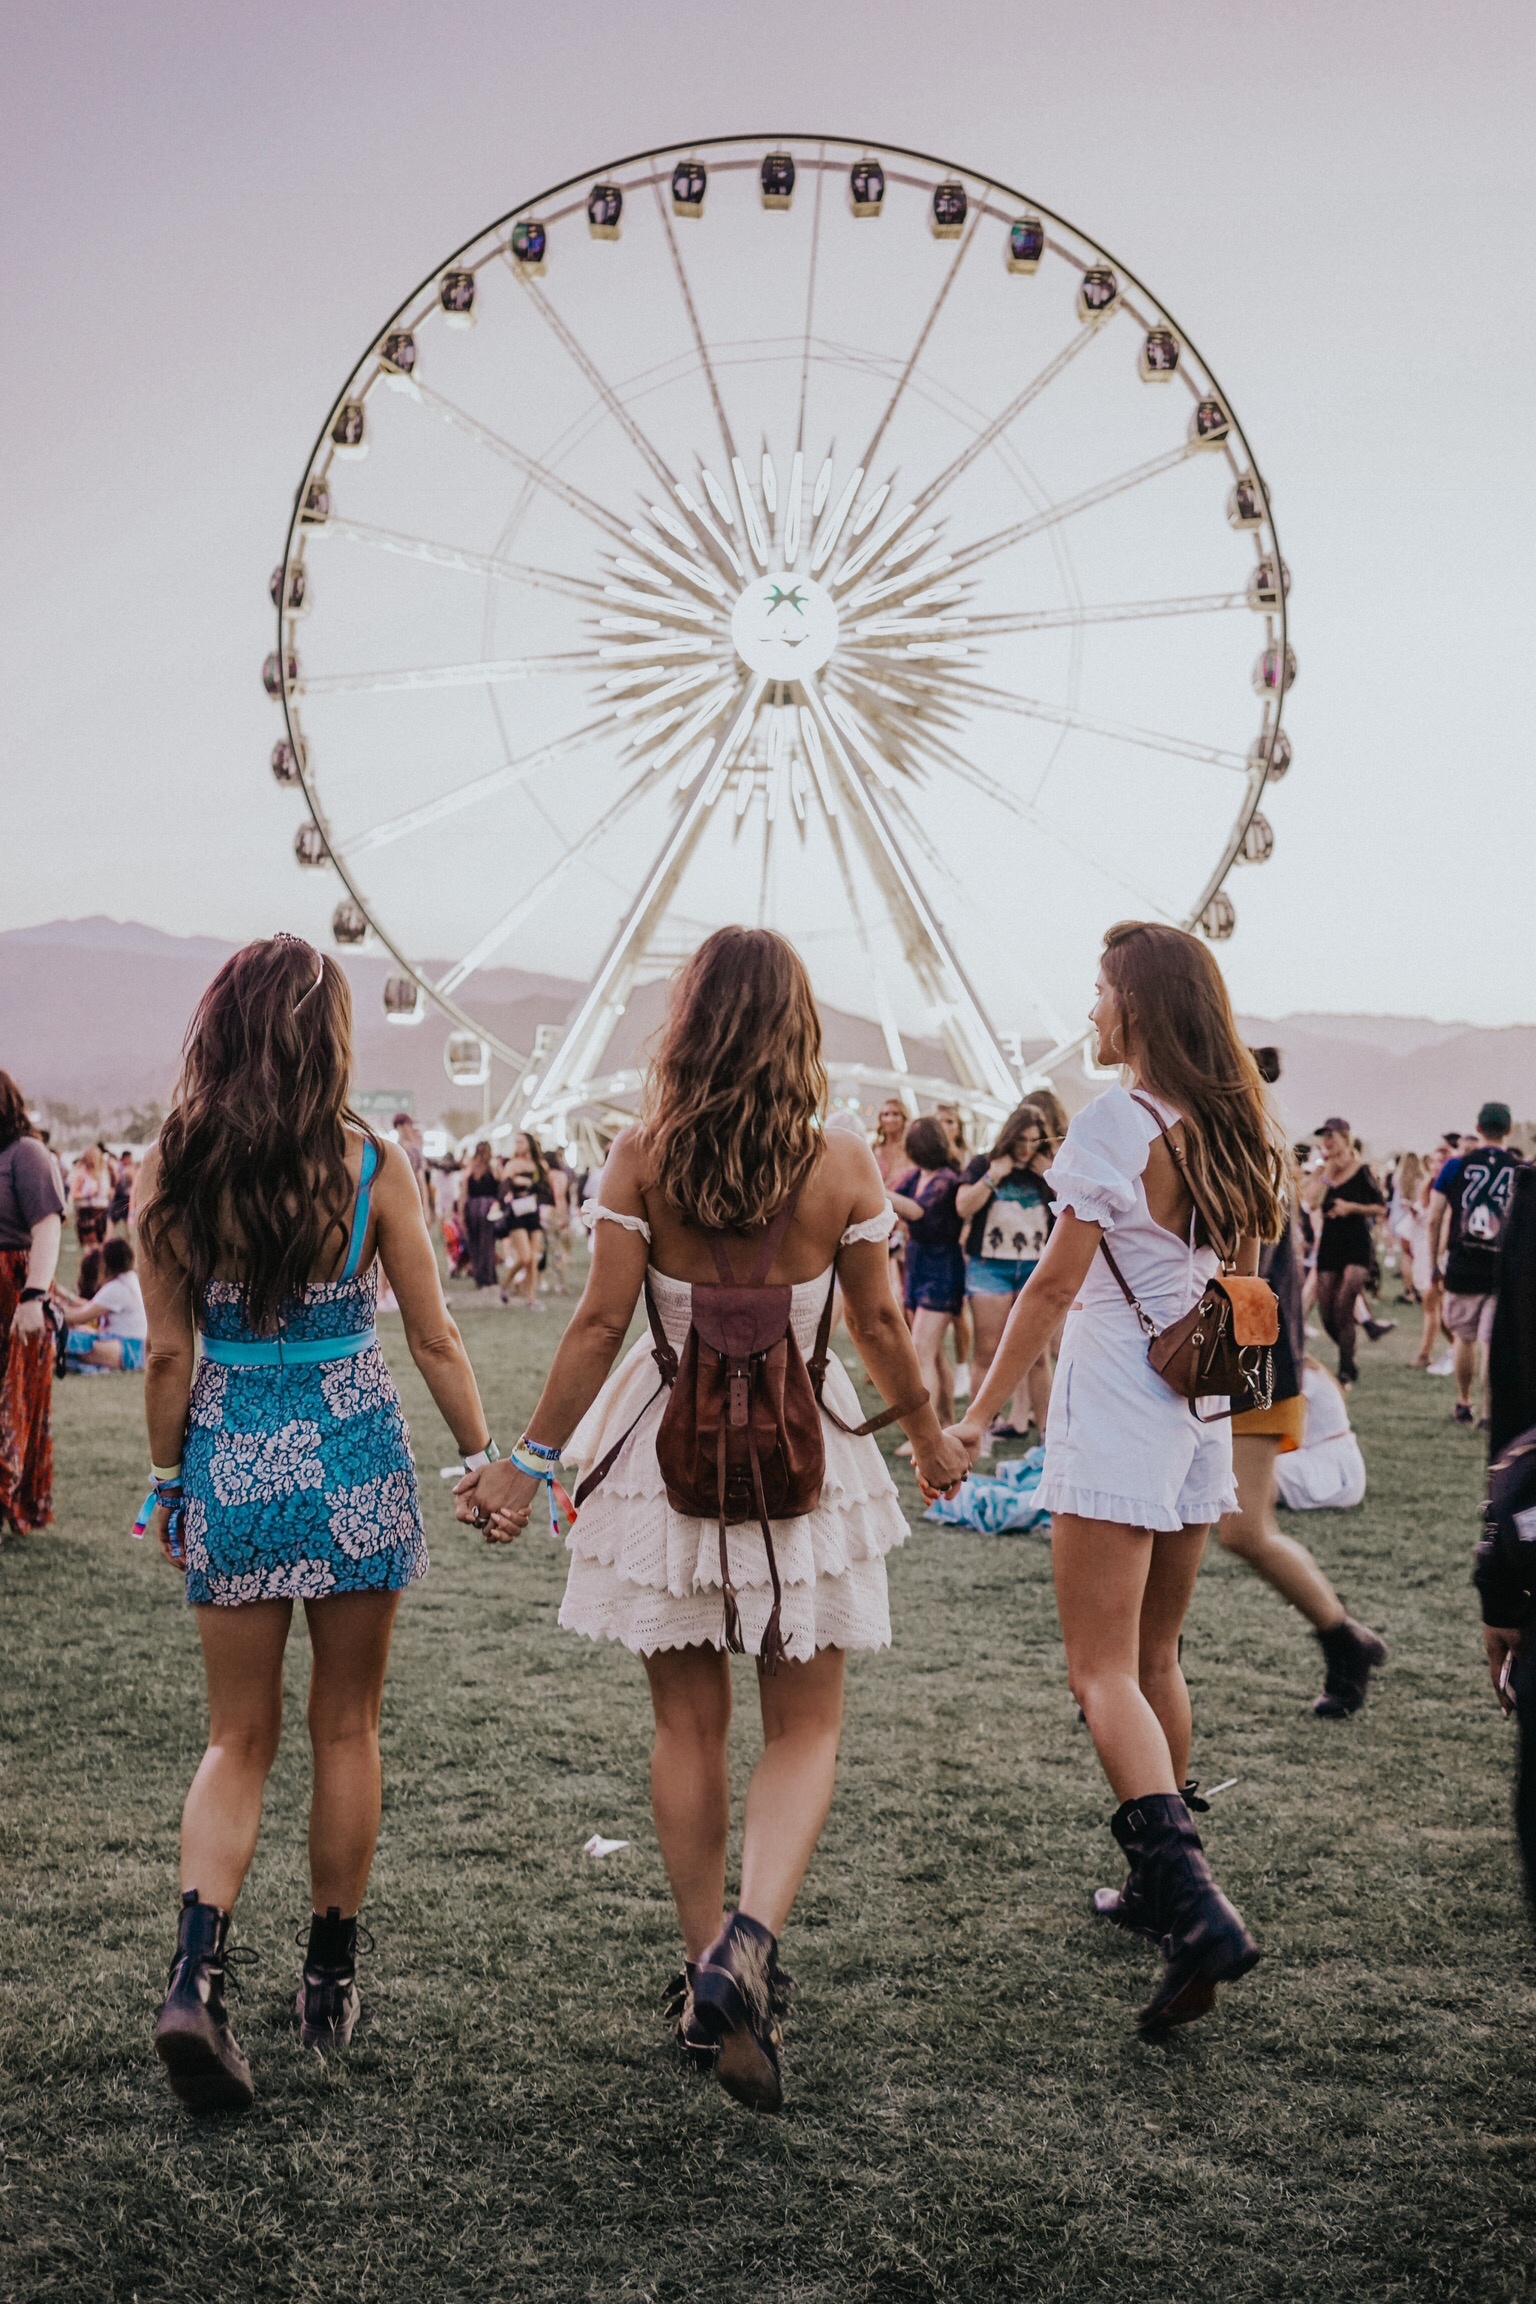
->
<box><xmin>955</xmin><ymin>1212</ymin><xmax>1103</xmax><ymax>1445</ymax></box>
<box><xmin>955</xmin><ymin>1162</ymin><xmax>1008</xmax><ymax>1219</ymax></box>
<box><xmin>888</xmin><ymin>1187</ymin><xmax>926</xmax><ymax>1222</ymax></box>
<box><xmin>136</xmin><ymin>1149</ymin><xmax>198</xmax><ymax>1509</ymax></box>
<box><xmin>371</xmin><ymin>1139</ymin><xmax>490</xmax><ymax>1456</ymax></box>
<box><xmin>1428</xmin><ymin>1188</ymin><xmax>1451</xmax><ymax>1270</ymax></box>
<box><xmin>10</xmin><ymin>1212</ymin><xmax>61</xmax><ymax>1339</ymax></box>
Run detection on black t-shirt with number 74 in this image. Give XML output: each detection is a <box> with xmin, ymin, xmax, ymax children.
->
<box><xmin>1436</xmin><ymin>1145</ymin><xmax>1524</xmax><ymax>1294</ymax></box>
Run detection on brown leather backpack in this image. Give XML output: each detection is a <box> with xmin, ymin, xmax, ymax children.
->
<box><xmin>574</xmin><ymin>1190</ymin><xmax>924</xmax><ymax>1669</ymax></box>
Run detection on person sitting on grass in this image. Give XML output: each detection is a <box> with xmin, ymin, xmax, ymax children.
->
<box><xmin>55</xmin><ymin>1236</ymin><xmax>148</xmax><ymax>1371</ymax></box>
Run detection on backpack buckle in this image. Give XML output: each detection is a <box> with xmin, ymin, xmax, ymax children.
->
<box><xmin>728</xmin><ymin>1369</ymin><xmax>750</xmax><ymax>1428</ymax></box>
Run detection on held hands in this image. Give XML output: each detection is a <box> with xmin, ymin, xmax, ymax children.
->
<box><xmin>912</xmin><ymin>1427</ymin><xmax>971</xmax><ymax>1502</ymax></box>
<box><xmin>454</xmin><ymin>1455</ymin><xmax>537</xmax><ymax>1545</ymax></box>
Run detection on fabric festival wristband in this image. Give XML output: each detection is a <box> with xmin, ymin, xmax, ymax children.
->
<box><xmin>507</xmin><ymin>1444</ymin><xmax>578</xmax><ymax>1536</ymax></box>
<box><xmin>152</xmin><ymin>1461</ymin><xmax>183</xmax><ymax>1482</ymax></box>
<box><xmin>461</xmin><ymin>1440</ymin><xmax>502</xmax><ymax>1471</ymax></box>
<box><xmin>515</xmin><ymin>1434</ymin><xmax>563</xmax><ymax>1461</ymax></box>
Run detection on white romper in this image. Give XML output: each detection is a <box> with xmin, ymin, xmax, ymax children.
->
<box><xmin>558</xmin><ymin>1205</ymin><xmax>909</xmax><ymax>1660</ymax></box>
<box><xmin>1037</xmin><ymin>1086</ymin><xmax>1238</xmax><ymax>1533</ymax></box>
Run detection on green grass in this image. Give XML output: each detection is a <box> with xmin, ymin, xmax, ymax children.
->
<box><xmin>3</xmin><ymin>1269</ymin><xmax>1534</xmax><ymax>2302</ymax></box>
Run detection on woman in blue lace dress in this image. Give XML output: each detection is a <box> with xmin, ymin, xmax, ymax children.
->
<box><xmin>135</xmin><ymin>937</ymin><xmax>494</xmax><ymax>2111</ymax></box>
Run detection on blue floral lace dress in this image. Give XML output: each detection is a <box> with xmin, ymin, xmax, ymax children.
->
<box><xmin>179</xmin><ymin>1144</ymin><xmax>428</xmax><ymax>1607</ymax></box>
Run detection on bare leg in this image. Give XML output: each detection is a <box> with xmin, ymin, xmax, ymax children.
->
<box><xmin>738</xmin><ymin>1647</ymin><xmax>847</xmax><ymax>1937</ymax></box>
<box><xmin>910</xmin><ymin>1309</ymin><xmax>956</xmax><ymax>1424</ymax></box>
<box><xmin>304</xmin><ymin>1589</ymin><xmax>404</xmax><ymax>1915</ymax></box>
<box><xmin>967</xmin><ymin>1291</ymin><xmax>1013</xmax><ymax>1428</ymax></box>
<box><xmin>1220</xmin><ymin>1435</ymin><xmax>1347</xmax><ymax>1630</ymax></box>
<box><xmin>1416</xmin><ymin>1279</ymin><xmax>1443</xmax><ymax>1366</ymax></box>
<box><xmin>643</xmin><ymin>1645</ymin><xmax>733</xmax><ymax>1961</ymax></box>
<box><xmin>1053</xmin><ymin>1513</ymin><xmax>1176</xmax><ymax>1802</ymax></box>
<box><xmin>1453</xmin><ymin>1336</ymin><xmax>1476</xmax><ymax>1411</ymax></box>
<box><xmin>1133</xmin><ymin>1526</ymin><xmax>1210</xmax><ymax>1789</ymax></box>
<box><xmin>180</xmin><ymin>1600</ymin><xmax>291</xmax><ymax>1906</ymax></box>
<box><xmin>1022</xmin><ymin>1347</ymin><xmax>1053</xmax><ymax>1434</ymax></box>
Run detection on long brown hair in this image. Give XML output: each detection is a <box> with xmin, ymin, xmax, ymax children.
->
<box><xmin>0</xmin><ymin>1070</ymin><xmax>30</xmax><ymax>1154</ymax></box>
<box><xmin>642</xmin><ymin>927</ymin><xmax>826</xmax><ymax>1231</ymax></box>
<box><xmin>988</xmin><ymin>1097</ymin><xmax>1049</xmax><ymax>1164</ymax></box>
<box><xmin>138</xmin><ymin>936</ymin><xmax>375</xmax><ymax>1332</ymax></box>
<box><xmin>1101</xmin><ymin>920</ymin><xmax>1285</xmax><ymax>1255</ymax></box>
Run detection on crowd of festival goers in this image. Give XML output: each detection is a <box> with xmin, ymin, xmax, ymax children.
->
<box><xmin>0</xmin><ymin>1068</ymin><xmax>1526</xmax><ymax>1549</ymax></box>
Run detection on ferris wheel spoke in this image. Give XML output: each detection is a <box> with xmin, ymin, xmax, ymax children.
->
<box><xmin>946</xmin><ymin>686</ymin><xmax>1251</xmax><ymax>773</ymax></box>
<box><xmin>535</xmin><ymin>674</ymin><xmax>766</xmax><ymax>1111</ymax></box>
<box><xmin>433</xmin><ymin>767</ymin><xmax>659</xmax><ymax>996</ymax></box>
<box><xmin>797</xmin><ymin>671</ymin><xmax>1016</xmax><ymax>1101</ymax></box>
<box><xmin>412</xmin><ymin>383</ymin><xmax>633</xmax><ymax>547</ymax></box>
<box><xmin>340</xmin><ymin>717</ymin><xmax>612</xmax><ymax>857</ymax></box>
<box><xmin>855</xmin><ymin>190</ymin><xmax>989</xmax><ymax>481</ymax></box>
<box><xmin>795</xmin><ymin>147</ymin><xmax>827</xmax><ymax>453</ymax></box>
<box><xmin>299</xmin><ymin>653</ymin><xmax>597</xmax><ymax>697</ymax></box>
<box><xmin>945</xmin><ymin>445</ymin><xmax>1195</xmax><ymax>577</ymax></box>
<box><xmin>324</xmin><ymin>520</ymin><xmax>602</xmax><ymax>604</ymax></box>
<box><xmin>910</xmin><ymin>323</ymin><xmax>1097</xmax><ymax>518</ymax></box>
<box><xmin>953</xmin><ymin>591</ymin><xmax>1246</xmax><ymax>636</ymax></box>
<box><xmin>651</xmin><ymin>179</ymin><xmax>739</xmax><ymax>477</ymax></box>
<box><xmin>510</xmin><ymin>273</ymin><xmax>678</xmax><ymax>496</ymax></box>
<box><xmin>820</xmin><ymin>809</ymin><xmax>909</xmax><ymax>1073</ymax></box>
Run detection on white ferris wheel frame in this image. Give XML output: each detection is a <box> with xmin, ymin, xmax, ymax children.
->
<box><xmin>273</xmin><ymin>134</ymin><xmax>1289</xmax><ymax>1137</ymax></box>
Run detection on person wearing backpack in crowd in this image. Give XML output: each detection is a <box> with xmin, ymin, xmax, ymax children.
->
<box><xmin>1430</xmin><ymin>1102</ymin><xmax>1523</xmax><ymax>1427</ymax></box>
<box><xmin>455</xmin><ymin>927</ymin><xmax>968</xmax><ymax>2114</ymax></box>
<box><xmin>947</xmin><ymin>921</ymin><xmax>1285</xmax><ymax>2037</ymax></box>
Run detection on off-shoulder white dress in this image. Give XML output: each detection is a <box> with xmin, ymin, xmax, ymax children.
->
<box><xmin>559</xmin><ymin>1206</ymin><xmax>909</xmax><ymax>1660</ymax></box>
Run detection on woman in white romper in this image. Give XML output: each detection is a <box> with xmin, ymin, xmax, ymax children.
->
<box><xmin>951</xmin><ymin>921</ymin><xmax>1286</xmax><ymax>2036</ymax></box>
<box><xmin>457</xmin><ymin>929</ymin><xmax>968</xmax><ymax>2112</ymax></box>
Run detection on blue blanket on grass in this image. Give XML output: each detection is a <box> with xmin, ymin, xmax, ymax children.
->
<box><xmin>923</xmin><ymin>1445</ymin><xmax>1051</xmax><ymax>1536</ymax></box>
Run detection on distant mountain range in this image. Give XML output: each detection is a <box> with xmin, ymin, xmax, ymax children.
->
<box><xmin>2</xmin><ymin>917</ymin><xmax>1530</xmax><ymax>1154</ymax></box>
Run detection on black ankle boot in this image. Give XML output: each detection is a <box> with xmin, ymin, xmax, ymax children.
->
<box><xmin>662</xmin><ymin>1962</ymin><xmax>715</xmax><ymax>2070</ymax></box>
<box><xmin>1091</xmin><ymin>1800</ymin><xmax>1161</xmax><ymax>1940</ymax></box>
<box><xmin>691</xmin><ymin>1912</ymin><xmax>789</xmax><ymax>2113</ymax></box>
<box><xmin>295</xmin><ymin>1905</ymin><xmax>362</xmax><ymax>2051</ymax></box>
<box><xmin>154</xmin><ymin>1890</ymin><xmax>255</xmax><ymax>2112</ymax></box>
<box><xmin>1314</xmin><ymin>1616</ymin><xmax>1388</xmax><ymax>1718</ymax></box>
<box><xmin>1116</xmin><ymin>1795</ymin><xmax>1261</xmax><ymax>2037</ymax></box>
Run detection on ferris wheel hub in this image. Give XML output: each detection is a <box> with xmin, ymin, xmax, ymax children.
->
<box><xmin>729</xmin><ymin>571</ymin><xmax>840</xmax><ymax>679</ymax></box>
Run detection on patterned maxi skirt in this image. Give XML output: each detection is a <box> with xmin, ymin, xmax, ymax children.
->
<box><xmin>0</xmin><ymin>1248</ymin><xmax>54</xmax><ymax>1532</ymax></box>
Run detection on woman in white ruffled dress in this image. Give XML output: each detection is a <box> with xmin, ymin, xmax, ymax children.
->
<box><xmin>951</xmin><ymin>921</ymin><xmax>1287</xmax><ymax>2038</ymax></box>
<box><xmin>457</xmin><ymin>928</ymin><xmax>967</xmax><ymax>2111</ymax></box>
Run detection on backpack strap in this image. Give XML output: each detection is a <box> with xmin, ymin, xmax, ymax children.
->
<box><xmin>705</xmin><ymin>1186</ymin><xmax>804</xmax><ymax>1287</ymax></box>
<box><xmin>806</xmin><ymin>1274</ymin><xmax>931</xmax><ymax>1435</ymax></box>
<box><xmin>571</xmin><ymin>1278</ymin><xmax>679</xmax><ymax>1510</ymax></box>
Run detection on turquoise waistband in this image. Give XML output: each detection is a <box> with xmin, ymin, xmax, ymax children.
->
<box><xmin>198</xmin><ymin>1329</ymin><xmax>377</xmax><ymax>1368</ymax></box>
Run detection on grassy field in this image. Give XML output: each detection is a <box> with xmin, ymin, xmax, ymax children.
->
<box><xmin>3</xmin><ymin>1262</ymin><xmax>1534</xmax><ymax>2303</ymax></box>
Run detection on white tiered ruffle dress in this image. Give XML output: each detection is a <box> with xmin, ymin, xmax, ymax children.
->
<box><xmin>559</xmin><ymin>1207</ymin><xmax>909</xmax><ymax>1660</ymax></box>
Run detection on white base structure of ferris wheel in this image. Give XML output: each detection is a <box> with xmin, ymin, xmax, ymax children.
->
<box><xmin>268</xmin><ymin>137</ymin><xmax>1291</xmax><ymax>1140</ymax></box>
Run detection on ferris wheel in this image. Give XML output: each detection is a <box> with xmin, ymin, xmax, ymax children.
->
<box><xmin>267</xmin><ymin>135</ymin><xmax>1290</xmax><ymax>1137</ymax></box>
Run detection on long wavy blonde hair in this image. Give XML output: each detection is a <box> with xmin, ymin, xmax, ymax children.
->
<box><xmin>642</xmin><ymin>927</ymin><xmax>826</xmax><ymax>1232</ymax></box>
<box><xmin>1102</xmin><ymin>920</ymin><xmax>1286</xmax><ymax>1257</ymax></box>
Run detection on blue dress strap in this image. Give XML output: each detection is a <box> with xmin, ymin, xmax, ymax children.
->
<box><xmin>341</xmin><ymin>1139</ymin><xmax>379</xmax><ymax>1281</ymax></box>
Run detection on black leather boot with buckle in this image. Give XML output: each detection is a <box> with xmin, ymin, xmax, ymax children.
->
<box><xmin>1314</xmin><ymin>1616</ymin><xmax>1388</xmax><ymax>1719</ymax></box>
<box><xmin>295</xmin><ymin>1905</ymin><xmax>363</xmax><ymax>2051</ymax></box>
<box><xmin>1091</xmin><ymin>1799</ymin><xmax>1161</xmax><ymax>1940</ymax></box>
<box><xmin>1118</xmin><ymin>1794</ymin><xmax>1261</xmax><ymax>2036</ymax></box>
<box><xmin>662</xmin><ymin>1962</ymin><xmax>715</xmax><ymax>2070</ymax></box>
<box><xmin>690</xmin><ymin>1911</ymin><xmax>790</xmax><ymax>2113</ymax></box>
<box><xmin>153</xmin><ymin>1889</ymin><xmax>256</xmax><ymax>2112</ymax></box>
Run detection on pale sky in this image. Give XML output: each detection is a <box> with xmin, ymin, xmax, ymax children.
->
<box><xmin>5</xmin><ymin>1</ymin><xmax>1533</xmax><ymax>1031</ymax></box>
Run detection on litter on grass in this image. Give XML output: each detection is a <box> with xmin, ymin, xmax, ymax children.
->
<box><xmin>583</xmin><ymin>1835</ymin><xmax>629</xmax><ymax>1860</ymax></box>
<box><xmin>924</xmin><ymin>1446</ymin><xmax>1051</xmax><ymax>1536</ymax></box>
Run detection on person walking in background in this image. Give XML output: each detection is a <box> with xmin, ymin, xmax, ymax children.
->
<box><xmin>456</xmin><ymin>928</ymin><xmax>966</xmax><ymax>2114</ymax></box>
<box><xmin>870</xmin><ymin>1096</ymin><xmax>911</xmax><ymax>1304</ymax></box>
<box><xmin>460</xmin><ymin>1142</ymin><xmax>501</xmax><ymax>1291</ymax></box>
<box><xmin>499</xmin><ymin>1131</ymin><xmax>552</xmax><ymax>1309</ymax></box>
<box><xmin>932</xmin><ymin>1103</ymin><xmax>974</xmax><ymax>1399</ymax></box>
<box><xmin>1304</xmin><ymin>1119</ymin><xmax>1390</xmax><ymax>1389</ymax></box>
<box><xmin>1430</xmin><ymin>1102</ymin><xmax>1522</xmax><ymax>1427</ymax></box>
<box><xmin>889</xmin><ymin>1116</ymin><xmax>966</xmax><ymax>1426</ymax></box>
<box><xmin>68</xmin><ymin>1142</ymin><xmax>111</xmax><ymax>1254</ymax></box>
<box><xmin>0</xmin><ymin>1071</ymin><xmax>64</xmax><ymax>1536</ymax></box>
<box><xmin>956</xmin><ymin>1100</ymin><xmax>1055</xmax><ymax>1445</ymax></box>
<box><xmin>542</xmin><ymin>1142</ymin><xmax>574</xmax><ymax>1296</ymax></box>
<box><xmin>135</xmin><ymin>936</ymin><xmax>493</xmax><ymax>2113</ymax></box>
<box><xmin>108</xmin><ymin>1149</ymin><xmax>136</xmax><ymax>1238</ymax></box>
<box><xmin>392</xmin><ymin>1113</ymin><xmax>430</xmax><ymax>1221</ymax></box>
<box><xmin>1218</xmin><ymin>1167</ymin><xmax>1387</xmax><ymax>1718</ymax></box>
<box><xmin>949</xmin><ymin>921</ymin><xmax>1283</xmax><ymax>2036</ymax></box>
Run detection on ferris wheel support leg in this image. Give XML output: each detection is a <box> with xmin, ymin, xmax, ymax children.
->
<box><xmin>533</xmin><ymin>676</ymin><xmax>767</xmax><ymax>1114</ymax></box>
<box><xmin>798</xmin><ymin>677</ymin><xmax>1019</xmax><ymax>1105</ymax></box>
